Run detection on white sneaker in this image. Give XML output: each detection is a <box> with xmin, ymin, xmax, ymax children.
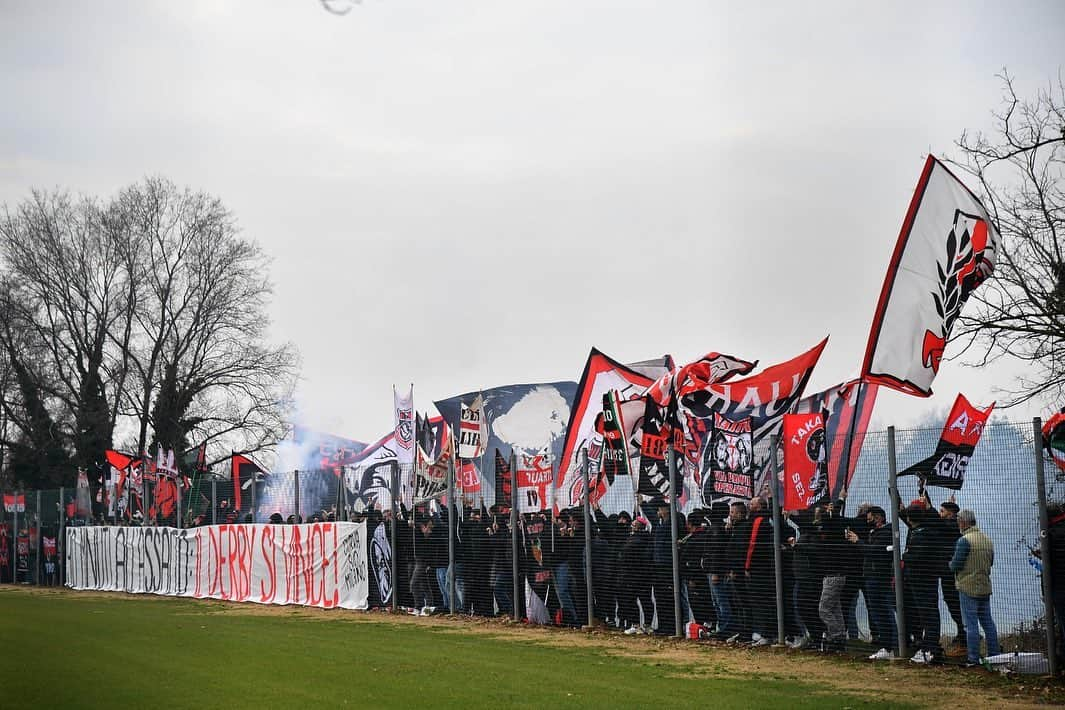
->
<box><xmin>910</xmin><ymin>650</ymin><xmax>930</xmax><ymax>664</ymax></box>
<box><xmin>725</xmin><ymin>633</ymin><xmax>741</xmax><ymax>644</ymax></box>
<box><xmin>751</xmin><ymin>632</ymin><xmax>763</xmax><ymax>643</ymax></box>
<box><xmin>869</xmin><ymin>648</ymin><xmax>895</xmax><ymax>661</ymax></box>
<box><xmin>750</xmin><ymin>636</ymin><xmax>772</xmax><ymax>647</ymax></box>
<box><xmin>624</xmin><ymin>625</ymin><xmax>641</xmax><ymax>635</ymax></box>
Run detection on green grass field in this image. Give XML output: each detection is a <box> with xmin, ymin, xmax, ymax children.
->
<box><xmin>0</xmin><ymin>587</ymin><xmax>1054</xmax><ymax>709</ymax></box>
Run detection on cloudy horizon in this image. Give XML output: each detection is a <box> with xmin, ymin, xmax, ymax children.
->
<box><xmin>3</xmin><ymin>1</ymin><xmax>1062</xmax><ymax>446</ymax></box>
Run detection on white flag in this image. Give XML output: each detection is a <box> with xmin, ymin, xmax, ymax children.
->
<box><xmin>458</xmin><ymin>394</ymin><xmax>487</xmax><ymax>459</ymax></box>
<box><xmin>863</xmin><ymin>156</ymin><xmax>998</xmax><ymax>396</ymax></box>
<box><xmin>393</xmin><ymin>385</ymin><xmax>414</xmax><ymax>466</ymax></box>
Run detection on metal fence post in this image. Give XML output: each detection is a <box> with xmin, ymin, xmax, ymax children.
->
<box><xmin>294</xmin><ymin>470</ymin><xmax>301</xmax><ymax>522</ymax></box>
<box><xmin>340</xmin><ymin>469</ymin><xmax>348</xmax><ymax>522</ymax></box>
<box><xmin>771</xmin><ymin>434</ymin><xmax>785</xmax><ymax>645</ymax></box>
<box><xmin>58</xmin><ymin>486</ymin><xmax>65</xmax><ymax>586</ymax></box>
<box><xmin>250</xmin><ymin>467</ymin><xmax>258</xmax><ymax>522</ymax></box>
<box><xmin>1034</xmin><ymin>418</ymin><xmax>1059</xmax><ymax>676</ymax></box>
<box><xmin>667</xmin><ymin>442</ymin><xmax>682</xmax><ymax>637</ymax></box>
<box><xmin>35</xmin><ymin>491</ymin><xmax>41</xmax><ymax>585</ymax></box>
<box><xmin>13</xmin><ymin>489</ymin><xmax>19</xmax><ymax>583</ymax></box>
<box><xmin>581</xmin><ymin>449</ymin><xmax>594</xmax><ymax>628</ymax></box>
<box><xmin>888</xmin><ymin>426</ymin><xmax>908</xmax><ymax>660</ymax></box>
<box><xmin>447</xmin><ymin>455</ymin><xmax>456</xmax><ymax>614</ymax></box>
<box><xmin>510</xmin><ymin>452</ymin><xmax>520</xmax><ymax>622</ymax></box>
<box><xmin>176</xmin><ymin>479</ymin><xmax>183</xmax><ymax>529</ymax></box>
<box><xmin>391</xmin><ymin>462</ymin><xmax>399</xmax><ymax>613</ymax></box>
<box><xmin>211</xmin><ymin>479</ymin><xmax>218</xmax><ymax>525</ymax></box>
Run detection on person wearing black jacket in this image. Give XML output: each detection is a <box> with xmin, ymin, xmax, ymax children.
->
<box><xmin>462</xmin><ymin>505</ymin><xmax>494</xmax><ymax>616</ymax></box>
<box><xmin>1045</xmin><ymin>502</ymin><xmax>1065</xmax><ymax>658</ymax></box>
<box><xmin>931</xmin><ymin>496</ymin><xmax>967</xmax><ymax>656</ymax></box>
<box><xmin>817</xmin><ymin>499</ymin><xmax>852</xmax><ymax>652</ymax></box>
<box><xmin>488</xmin><ymin>505</ymin><xmax>513</xmax><ymax>616</ymax></box>
<box><xmin>641</xmin><ymin>497</ymin><xmax>685</xmax><ymax>635</ymax></box>
<box><xmin>705</xmin><ymin>502</ymin><xmax>735</xmax><ymax>639</ymax></box>
<box><xmin>594</xmin><ymin>507</ymin><xmax>631</xmax><ymax>627</ymax></box>
<box><xmin>620</xmin><ymin>516</ymin><xmax>654</xmax><ymax>634</ymax></box>
<box><xmin>724</xmin><ymin>501</ymin><xmax>755</xmax><ymax>643</ymax></box>
<box><xmin>732</xmin><ymin>497</ymin><xmax>777</xmax><ymax>645</ymax></box>
<box><xmin>680</xmin><ymin>511</ymin><xmax>715</xmax><ymax>628</ymax></box>
<box><xmin>841</xmin><ymin>502</ymin><xmax>871</xmax><ymax>640</ymax></box>
<box><xmin>589</xmin><ymin>515</ymin><xmax>612</xmax><ymax>623</ymax></box>
<box><xmin>554</xmin><ymin>510</ymin><xmax>583</xmax><ymax>625</ymax></box>
<box><xmin>847</xmin><ymin>506</ymin><xmax>896</xmax><ymax>659</ymax></box>
<box><xmin>411</xmin><ymin>515</ymin><xmax>436</xmax><ymax>614</ymax></box>
<box><xmin>429</xmin><ymin>506</ymin><xmax>452</xmax><ymax>610</ymax></box>
<box><xmin>788</xmin><ymin>507</ymin><xmax>825</xmax><ymax>649</ymax></box>
<box><xmin>902</xmin><ymin>501</ymin><xmax>945</xmax><ymax>663</ymax></box>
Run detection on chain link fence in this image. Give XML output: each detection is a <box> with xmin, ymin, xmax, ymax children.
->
<box><xmin>4</xmin><ymin>419</ymin><xmax>1063</xmax><ymax>675</ymax></box>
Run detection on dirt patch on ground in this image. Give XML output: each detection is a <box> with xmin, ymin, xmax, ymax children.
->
<box><xmin>6</xmin><ymin>586</ymin><xmax>1061</xmax><ymax>707</ymax></box>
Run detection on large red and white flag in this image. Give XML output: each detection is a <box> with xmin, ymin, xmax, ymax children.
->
<box><xmin>393</xmin><ymin>385</ymin><xmax>414</xmax><ymax>466</ymax></box>
<box><xmin>863</xmin><ymin>156</ymin><xmax>999</xmax><ymax>396</ymax></box>
<box><xmin>555</xmin><ymin>349</ymin><xmax>657</xmax><ymax>513</ymax></box>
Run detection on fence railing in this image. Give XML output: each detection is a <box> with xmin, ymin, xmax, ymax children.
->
<box><xmin>3</xmin><ymin>418</ymin><xmax>1063</xmax><ymax>675</ymax></box>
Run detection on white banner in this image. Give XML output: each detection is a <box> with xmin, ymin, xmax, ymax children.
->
<box><xmin>394</xmin><ymin>385</ymin><xmax>414</xmax><ymax>466</ymax></box>
<box><xmin>458</xmin><ymin>394</ymin><xmax>487</xmax><ymax>459</ymax></box>
<box><xmin>66</xmin><ymin>523</ymin><xmax>368</xmax><ymax>610</ymax></box>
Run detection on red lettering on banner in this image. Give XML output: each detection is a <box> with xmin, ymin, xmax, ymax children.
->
<box><xmin>289</xmin><ymin>527</ymin><xmax>302</xmax><ymax>604</ymax></box>
<box><xmin>195</xmin><ymin>531</ymin><xmax>203</xmax><ymax>597</ymax></box>
<box><xmin>234</xmin><ymin>526</ymin><xmax>248</xmax><ymax>601</ymax></box>
<box><xmin>227</xmin><ymin>525</ymin><xmax>238</xmax><ymax>601</ymax></box>
<box><xmin>208</xmin><ymin>527</ymin><xmax>224</xmax><ymax>599</ymax></box>
<box><xmin>310</xmin><ymin>525</ymin><xmax>321</xmax><ymax>608</ymax></box>
<box><xmin>260</xmin><ymin>526</ymin><xmax>277</xmax><ymax>603</ymax></box>
<box><xmin>331</xmin><ymin>523</ymin><xmax>339</xmax><ymax>608</ymax></box>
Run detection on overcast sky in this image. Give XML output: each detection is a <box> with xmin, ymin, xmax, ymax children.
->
<box><xmin>2</xmin><ymin>1</ymin><xmax>1062</xmax><ymax>443</ymax></box>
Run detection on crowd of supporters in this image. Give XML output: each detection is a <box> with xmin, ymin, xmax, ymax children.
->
<box><xmin>10</xmin><ymin>484</ymin><xmax>1065</xmax><ymax>671</ymax></box>
<box><xmin>337</xmin><ymin>487</ymin><xmax>1065</xmax><ymax>670</ymax></box>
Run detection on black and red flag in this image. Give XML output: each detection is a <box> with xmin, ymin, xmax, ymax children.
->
<box><xmin>701</xmin><ymin>414</ymin><xmax>755</xmax><ymax>502</ymax></box>
<box><xmin>793</xmin><ymin>379</ymin><xmax>879</xmax><ymax>501</ymax></box>
<box><xmin>636</xmin><ymin>396</ymin><xmax>671</xmax><ymax>498</ymax></box>
<box><xmin>231</xmin><ymin>454</ymin><xmax>265</xmax><ymax>512</ymax></box>
<box><xmin>782</xmin><ymin>412</ymin><xmax>828</xmax><ymax>511</ymax></box>
<box><xmin>494</xmin><ymin>448</ymin><xmax>512</xmax><ymax>508</ymax></box>
<box><xmin>600</xmin><ymin>390</ymin><xmax>632</xmax><ymax>485</ymax></box>
<box><xmin>899</xmin><ymin>393</ymin><xmax>994</xmax><ymax>489</ymax></box>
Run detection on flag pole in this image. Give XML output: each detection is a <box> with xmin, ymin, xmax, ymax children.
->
<box><xmin>837</xmin><ymin>380</ymin><xmax>866</xmax><ymax>498</ymax></box>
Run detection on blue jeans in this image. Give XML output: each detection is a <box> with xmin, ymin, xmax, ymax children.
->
<box><xmin>454</xmin><ymin>562</ymin><xmax>467</xmax><ymax>613</ymax></box>
<box><xmin>710</xmin><ymin>577</ymin><xmax>734</xmax><ymax>634</ymax></box>
<box><xmin>435</xmin><ymin>567</ymin><xmax>450</xmax><ymax>610</ymax></box>
<box><xmin>554</xmin><ymin>562</ymin><xmax>577</xmax><ymax>623</ymax></box>
<box><xmin>865</xmin><ymin>577</ymin><xmax>897</xmax><ymax>651</ymax></box>
<box><xmin>959</xmin><ymin>591</ymin><xmax>999</xmax><ymax>663</ymax></box>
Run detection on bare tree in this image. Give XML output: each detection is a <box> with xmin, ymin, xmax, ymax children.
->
<box><xmin>0</xmin><ymin>191</ymin><xmax>133</xmax><ymax>482</ymax></box>
<box><xmin>947</xmin><ymin>72</ymin><xmax>1065</xmax><ymax>406</ymax></box>
<box><xmin>0</xmin><ymin>179</ymin><xmax>299</xmax><ymax>486</ymax></box>
<box><xmin>113</xmin><ymin>178</ymin><xmax>298</xmax><ymax>465</ymax></box>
